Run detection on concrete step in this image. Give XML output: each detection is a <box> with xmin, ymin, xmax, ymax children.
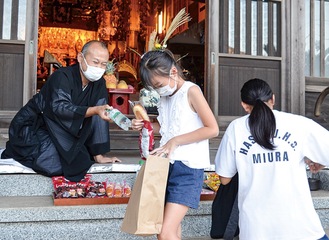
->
<box><xmin>0</xmin><ymin>171</ymin><xmax>328</xmax><ymax>239</ymax></box>
<box><xmin>0</xmin><ymin>195</ymin><xmax>213</xmax><ymax>239</ymax></box>
<box><xmin>1</xmin><ymin>127</ymin><xmax>329</xmax><ymax>239</ymax></box>
<box><xmin>0</xmin><ymin>191</ymin><xmax>328</xmax><ymax>239</ymax></box>
<box><xmin>1</xmin><ymin>170</ymin><xmax>328</xmax><ymax>196</ymax></box>
<box><xmin>0</xmin><ymin>171</ymin><xmax>214</xmax><ymax>239</ymax></box>
<box><xmin>0</xmin><ymin>173</ymin><xmax>137</xmax><ymax>197</ymax></box>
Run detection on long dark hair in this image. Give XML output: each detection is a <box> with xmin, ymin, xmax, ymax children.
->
<box><xmin>240</xmin><ymin>78</ymin><xmax>276</xmax><ymax>150</ymax></box>
<box><xmin>139</xmin><ymin>49</ymin><xmax>184</xmax><ymax>90</ymax></box>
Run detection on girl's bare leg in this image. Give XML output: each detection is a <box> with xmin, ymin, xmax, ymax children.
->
<box><xmin>157</xmin><ymin>203</ymin><xmax>189</xmax><ymax>240</ymax></box>
<box><xmin>177</xmin><ymin>224</ymin><xmax>182</xmax><ymax>239</ymax></box>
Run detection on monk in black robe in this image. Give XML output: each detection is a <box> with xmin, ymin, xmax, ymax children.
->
<box><xmin>1</xmin><ymin>40</ymin><xmax>120</xmax><ymax>181</ymax></box>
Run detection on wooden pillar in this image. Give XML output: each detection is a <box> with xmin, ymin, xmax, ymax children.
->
<box><xmin>282</xmin><ymin>0</ymin><xmax>305</xmax><ymax>114</ymax></box>
<box><xmin>205</xmin><ymin>0</ymin><xmax>219</xmax><ymax>117</ymax></box>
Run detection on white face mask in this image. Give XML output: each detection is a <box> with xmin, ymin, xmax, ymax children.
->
<box><xmin>80</xmin><ymin>54</ymin><xmax>106</xmax><ymax>82</ymax></box>
<box><xmin>155</xmin><ymin>77</ymin><xmax>177</xmax><ymax>97</ymax></box>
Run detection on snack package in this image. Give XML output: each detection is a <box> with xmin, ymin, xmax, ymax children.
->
<box><xmin>140</xmin><ymin>121</ymin><xmax>155</xmax><ymax>160</ymax></box>
<box><xmin>113</xmin><ymin>182</ymin><xmax>123</xmax><ymax>198</ymax></box>
<box><xmin>123</xmin><ymin>181</ymin><xmax>132</xmax><ymax>197</ymax></box>
<box><xmin>129</xmin><ymin>100</ymin><xmax>150</xmax><ymax>121</ymax></box>
<box><xmin>129</xmin><ymin>100</ymin><xmax>155</xmax><ymax>160</ymax></box>
<box><xmin>52</xmin><ymin>174</ymin><xmax>91</xmax><ymax>198</ymax></box>
<box><xmin>106</xmin><ymin>182</ymin><xmax>115</xmax><ymax>198</ymax></box>
<box><xmin>204</xmin><ymin>172</ymin><xmax>221</xmax><ymax>192</ymax></box>
<box><xmin>86</xmin><ymin>181</ymin><xmax>107</xmax><ymax>198</ymax></box>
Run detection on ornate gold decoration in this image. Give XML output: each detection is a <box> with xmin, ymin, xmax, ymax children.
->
<box><xmin>154</xmin><ymin>7</ymin><xmax>191</xmax><ymax>50</ymax></box>
<box><xmin>118</xmin><ymin>60</ymin><xmax>137</xmax><ymax>80</ymax></box>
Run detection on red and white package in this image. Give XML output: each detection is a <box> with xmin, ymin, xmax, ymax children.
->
<box><xmin>52</xmin><ymin>175</ymin><xmax>91</xmax><ymax>198</ymax></box>
<box><xmin>139</xmin><ymin>121</ymin><xmax>155</xmax><ymax>160</ymax></box>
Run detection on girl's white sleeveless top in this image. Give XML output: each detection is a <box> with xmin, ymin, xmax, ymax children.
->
<box><xmin>157</xmin><ymin>81</ymin><xmax>210</xmax><ymax>169</ymax></box>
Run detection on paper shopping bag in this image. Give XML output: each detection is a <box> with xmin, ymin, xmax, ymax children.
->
<box><xmin>121</xmin><ymin>155</ymin><xmax>170</xmax><ymax>236</ymax></box>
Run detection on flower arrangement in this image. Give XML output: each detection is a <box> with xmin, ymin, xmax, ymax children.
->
<box><xmin>130</xmin><ymin>7</ymin><xmax>192</xmax><ymax>56</ymax></box>
<box><xmin>151</xmin><ymin>8</ymin><xmax>191</xmax><ymax>51</ymax></box>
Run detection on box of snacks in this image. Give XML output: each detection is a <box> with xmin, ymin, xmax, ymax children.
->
<box><xmin>52</xmin><ymin>175</ymin><xmax>131</xmax><ymax>206</ymax></box>
<box><xmin>52</xmin><ymin>173</ymin><xmax>216</xmax><ymax>206</ymax></box>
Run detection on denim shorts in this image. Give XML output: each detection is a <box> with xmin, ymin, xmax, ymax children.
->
<box><xmin>165</xmin><ymin>161</ymin><xmax>204</xmax><ymax>209</ymax></box>
<box><xmin>319</xmin><ymin>234</ymin><xmax>329</xmax><ymax>240</ymax></box>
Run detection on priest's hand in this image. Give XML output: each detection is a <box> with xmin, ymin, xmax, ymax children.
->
<box><xmin>86</xmin><ymin>105</ymin><xmax>113</xmax><ymax>121</ymax></box>
<box><xmin>94</xmin><ymin>154</ymin><xmax>122</xmax><ymax>163</ymax></box>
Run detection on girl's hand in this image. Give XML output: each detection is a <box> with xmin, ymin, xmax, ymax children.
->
<box><xmin>305</xmin><ymin>159</ymin><xmax>325</xmax><ymax>173</ymax></box>
<box><xmin>131</xmin><ymin>119</ymin><xmax>144</xmax><ymax>131</ymax></box>
<box><xmin>150</xmin><ymin>138</ymin><xmax>179</xmax><ymax>158</ymax></box>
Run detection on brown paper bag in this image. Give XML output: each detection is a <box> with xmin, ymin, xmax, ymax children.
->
<box><xmin>121</xmin><ymin>155</ymin><xmax>170</xmax><ymax>236</ymax></box>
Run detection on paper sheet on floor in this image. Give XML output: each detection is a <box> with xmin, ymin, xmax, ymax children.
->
<box><xmin>0</xmin><ymin>149</ymin><xmax>36</xmax><ymax>174</ymax></box>
<box><xmin>0</xmin><ymin>148</ymin><xmax>154</xmax><ymax>174</ymax></box>
<box><xmin>88</xmin><ymin>163</ymin><xmax>140</xmax><ymax>173</ymax></box>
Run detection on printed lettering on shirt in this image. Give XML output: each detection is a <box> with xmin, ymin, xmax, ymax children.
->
<box><xmin>252</xmin><ymin>151</ymin><xmax>289</xmax><ymax>163</ymax></box>
<box><xmin>239</xmin><ymin>128</ymin><xmax>298</xmax><ymax>156</ymax></box>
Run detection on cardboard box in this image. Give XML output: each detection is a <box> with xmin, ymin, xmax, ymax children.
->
<box><xmin>53</xmin><ymin>190</ymin><xmax>215</xmax><ymax>206</ymax></box>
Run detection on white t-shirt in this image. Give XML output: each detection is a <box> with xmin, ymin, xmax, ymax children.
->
<box><xmin>157</xmin><ymin>81</ymin><xmax>210</xmax><ymax>169</ymax></box>
<box><xmin>215</xmin><ymin>110</ymin><xmax>328</xmax><ymax>240</ymax></box>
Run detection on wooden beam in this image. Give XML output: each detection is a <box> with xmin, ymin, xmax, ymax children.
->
<box><xmin>10</xmin><ymin>0</ymin><xmax>19</xmax><ymax>40</ymax></box>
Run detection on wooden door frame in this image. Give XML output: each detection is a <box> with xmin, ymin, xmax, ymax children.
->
<box><xmin>205</xmin><ymin>0</ymin><xmax>219</xmax><ymax>117</ymax></box>
<box><xmin>0</xmin><ymin>0</ymin><xmax>38</xmax><ymax>125</ymax></box>
<box><xmin>282</xmin><ymin>0</ymin><xmax>305</xmax><ymax>115</ymax></box>
<box><xmin>205</xmin><ymin>0</ymin><xmax>306</xmax><ymax>122</ymax></box>
<box><xmin>23</xmin><ymin>0</ymin><xmax>39</xmax><ymax>104</ymax></box>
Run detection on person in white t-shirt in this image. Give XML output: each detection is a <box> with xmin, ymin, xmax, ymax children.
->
<box><xmin>131</xmin><ymin>49</ymin><xmax>219</xmax><ymax>240</ymax></box>
<box><xmin>215</xmin><ymin>78</ymin><xmax>329</xmax><ymax>240</ymax></box>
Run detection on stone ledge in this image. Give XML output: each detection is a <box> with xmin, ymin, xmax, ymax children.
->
<box><xmin>2</xmin><ymin>170</ymin><xmax>328</xmax><ymax>197</ymax></box>
<box><xmin>0</xmin><ymin>191</ymin><xmax>327</xmax><ymax>222</ymax></box>
<box><xmin>0</xmin><ymin>197</ymin><xmax>212</xmax><ymax>240</ymax></box>
<box><xmin>307</xmin><ymin>169</ymin><xmax>329</xmax><ymax>191</ymax></box>
<box><xmin>0</xmin><ymin>173</ymin><xmax>137</xmax><ymax>197</ymax></box>
<box><xmin>0</xmin><ymin>193</ymin><xmax>328</xmax><ymax>239</ymax></box>
<box><xmin>0</xmin><ymin>196</ymin><xmax>212</xmax><ymax>223</ymax></box>
<box><xmin>0</xmin><ymin>218</ymin><xmax>158</xmax><ymax>240</ymax></box>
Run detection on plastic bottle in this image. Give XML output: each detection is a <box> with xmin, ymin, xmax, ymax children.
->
<box><xmin>106</xmin><ymin>108</ymin><xmax>131</xmax><ymax>131</ymax></box>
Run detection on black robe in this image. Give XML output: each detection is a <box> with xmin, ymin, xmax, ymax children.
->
<box><xmin>1</xmin><ymin>64</ymin><xmax>111</xmax><ymax>181</ymax></box>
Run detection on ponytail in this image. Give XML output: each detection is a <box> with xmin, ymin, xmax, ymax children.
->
<box><xmin>249</xmin><ymin>99</ymin><xmax>276</xmax><ymax>150</ymax></box>
<box><xmin>241</xmin><ymin>78</ymin><xmax>276</xmax><ymax>150</ymax></box>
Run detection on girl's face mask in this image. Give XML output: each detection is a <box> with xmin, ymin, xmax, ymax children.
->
<box><xmin>80</xmin><ymin>54</ymin><xmax>106</xmax><ymax>82</ymax></box>
<box><xmin>155</xmin><ymin>76</ymin><xmax>177</xmax><ymax>97</ymax></box>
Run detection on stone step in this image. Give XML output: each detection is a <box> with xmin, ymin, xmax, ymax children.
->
<box><xmin>0</xmin><ymin>193</ymin><xmax>213</xmax><ymax>239</ymax></box>
<box><xmin>0</xmin><ymin>173</ymin><xmax>139</xmax><ymax>197</ymax></box>
<box><xmin>0</xmin><ymin>192</ymin><xmax>328</xmax><ymax>239</ymax></box>
<box><xmin>0</xmin><ymin>171</ymin><xmax>213</xmax><ymax>239</ymax></box>
<box><xmin>0</xmin><ymin>191</ymin><xmax>328</xmax><ymax>240</ymax></box>
<box><xmin>1</xmin><ymin>169</ymin><xmax>328</xmax><ymax>196</ymax></box>
<box><xmin>0</xmin><ymin>170</ymin><xmax>328</xmax><ymax>240</ymax></box>
<box><xmin>1</xmin><ymin>126</ymin><xmax>329</xmax><ymax>239</ymax></box>
<box><xmin>0</xmin><ymin>128</ymin><xmax>223</xmax><ymax>151</ymax></box>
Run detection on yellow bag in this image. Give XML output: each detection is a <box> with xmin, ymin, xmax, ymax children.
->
<box><xmin>121</xmin><ymin>155</ymin><xmax>169</xmax><ymax>236</ymax></box>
